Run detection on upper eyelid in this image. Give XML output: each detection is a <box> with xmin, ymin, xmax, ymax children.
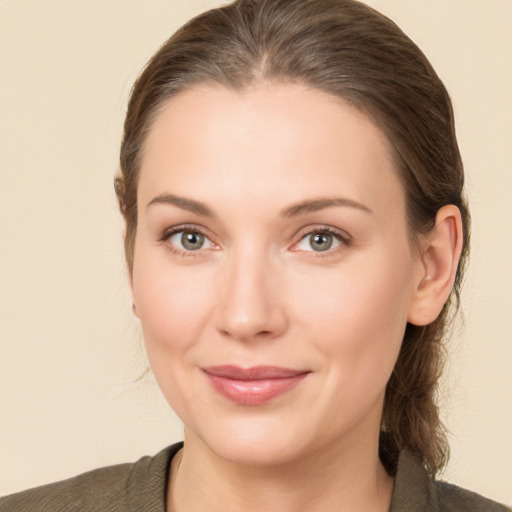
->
<box><xmin>161</xmin><ymin>223</ymin><xmax>212</xmax><ymax>239</ymax></box>
<box><xmin>160</xmin><ymin>224</ymin><xmax>217</xmax><ymax>251</ymax></box>
<box><xmin>294</xmin><ymin>224</ymin><xmax>352</xmax><ymax>242</ymax></box>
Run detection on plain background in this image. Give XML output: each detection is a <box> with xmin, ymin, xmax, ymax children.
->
<box><xmin>1</xmin><ymin>0</ymin><xmax>511</xmax><ymax>505</ymax></box>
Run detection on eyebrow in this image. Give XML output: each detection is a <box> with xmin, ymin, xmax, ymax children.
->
<box><xmin>281</xmin><ymin>197</ymin><xmax>372</xmax><ymax>217</ymax></box>
<box><xmin>146</xmin><ymin>194</ymin><xmax>372</xmax><ymax>218</ymax></box>
<box><xmin>146</xmin><ymin>194</ymin><xmax>214</xmax><ymax>217</ymax></box>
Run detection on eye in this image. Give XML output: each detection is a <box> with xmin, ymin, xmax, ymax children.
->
<box><xmin>297</xmin><ymin>232</ymin><xmax>339</xmax><ymax>252</ymax></box>
<box><xmin>167</xmin><ymin>229</ymin><xmax>216</xmax><ymax>252</ymax></box>
<box><xmin>293</xmin><ymin>228</ymin><xmax>349</xmax><ymax>253</ymax></box>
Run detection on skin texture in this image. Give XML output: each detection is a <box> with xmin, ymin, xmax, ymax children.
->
<box><xmin>131</xmin><ymin>83</ymin><xmax>462</xmax><ymax>512</ymax></box>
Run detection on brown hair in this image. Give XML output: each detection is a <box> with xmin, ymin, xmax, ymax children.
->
<box><xmin>115</xmin><ymin>0</ymin><xmax>469</xmax><ymax>477</ymax></box>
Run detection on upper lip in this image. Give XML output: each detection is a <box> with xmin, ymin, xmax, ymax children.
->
<box><xmin>202</xmin><ymin>365</ymin><xmax>309</xmax><ymax>381</ymax></box>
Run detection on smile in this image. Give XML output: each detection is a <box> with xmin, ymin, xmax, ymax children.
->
<box><xmin>202</xmin><ymin>366</ymin><xmax>310</xmax><ymax>406</ymax></box>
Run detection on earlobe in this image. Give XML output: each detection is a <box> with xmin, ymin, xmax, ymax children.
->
<box><xmin>407</xmin><ymin>205</ymin><xmax>464</xmax><ymax>326</ymax></box>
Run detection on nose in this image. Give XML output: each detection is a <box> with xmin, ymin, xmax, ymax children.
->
<box><xmin>214</xmin><ymin>248</ymin><xmax>289</xmax><ymax>342</ymax></box>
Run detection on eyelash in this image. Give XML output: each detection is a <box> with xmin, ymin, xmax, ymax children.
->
<box><xmin>159</xmin><ymin>224</ymin><xmax>352</xmax><ymax>257</ymax></box>
<box><xmin>292</xmin><ymin>225</ymin><xmax>352</xmax><ymax>256</ymax></box>
<box><xmin>160</xmin><ymin>224</ymin><xmax>216</xmax><ymax>258</ymax></box>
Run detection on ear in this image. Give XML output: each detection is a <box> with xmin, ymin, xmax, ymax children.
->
<box><xmin>123</xmin><ymin>227</ymin><xmax>139</xmax><ymax>319</ymax></box>
<box><xmin>130</xmin><ymin>276</ymin><xmax>139</xmax><ymax>319</ymax></box>
<box><xmin>407</xmin><ymin>205</ymin><xmax>464</xmax><ymax>326</ymax></box>
<box><xmin>127</xmin><ymin>264</ymin><xmax>139</xmax><ymax>319</ymax></box>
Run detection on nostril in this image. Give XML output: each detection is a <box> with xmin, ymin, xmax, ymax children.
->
<box><xmin>218</xmin><ymin>323</ymin><xmax>278</xmax><ymax>342</ymax></box>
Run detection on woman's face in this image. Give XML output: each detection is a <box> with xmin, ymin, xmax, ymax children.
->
<box><xmin>132</xmin><ymin>83</ymin><xmax>424</xmax><ymax>465</ymax></box>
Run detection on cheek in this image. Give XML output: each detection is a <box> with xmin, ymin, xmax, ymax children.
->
<box><xmin>290</xmin><ymin>250</ymin><xmax>415</xmax><ymax>377</ymax></box>
<box><xmin>132</xmin><ymin>257</ymin><xmax>216</xmax><ymax>357</ymax></box>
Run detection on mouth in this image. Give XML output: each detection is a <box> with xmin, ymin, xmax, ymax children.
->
<box><xmin>202</xmin><ymin>365</ymin><xmax>310</xmax><ymax>406</ymax></box>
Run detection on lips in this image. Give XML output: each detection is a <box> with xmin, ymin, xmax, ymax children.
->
<box><xmin>202</xmin><ymin>365</ymin><xmax>309</xmax><ymax>405</ymax></box>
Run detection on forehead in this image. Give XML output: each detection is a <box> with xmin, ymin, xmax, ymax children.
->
<box><xmin>138</xmin><ymin>82</ymin><xmax>403</xmax><ymax>214</ymax></box>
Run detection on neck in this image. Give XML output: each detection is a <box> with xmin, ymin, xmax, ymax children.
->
<box><xmin>168</xmin><ymin>430</ymin><xmax>394</xmax><ymax>512</ymax></box>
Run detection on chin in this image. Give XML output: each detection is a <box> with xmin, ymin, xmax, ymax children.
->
<box><xmin>210</xmin><ymin>437</ymin><xmax>305</xmax><ymax>467</ymax></box>
<box><xmin>189</xmin><ymin>416</ymin><xmax>314</xmax><ymax>467</ymax></box>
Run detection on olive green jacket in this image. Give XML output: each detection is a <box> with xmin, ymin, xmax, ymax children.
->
<box><xmin>0</xmin><ymin>443</ymin><xmax>508</xmax><ymax>511</ymax></box>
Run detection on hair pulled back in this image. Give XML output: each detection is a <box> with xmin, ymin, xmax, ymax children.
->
<box><xmin>116</xmin><ymin>0</ymin><xmax>470</xmax><ymax>477</ymax></box>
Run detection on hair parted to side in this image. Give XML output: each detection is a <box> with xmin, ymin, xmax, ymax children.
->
<box><xmin>115</xmin><ymin>0</ymin><xmax>470</xmax><ymax>477</ymax></box>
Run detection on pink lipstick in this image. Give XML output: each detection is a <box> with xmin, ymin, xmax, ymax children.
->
<box><xmin>202</xmin><ymin>365</ymin><xmax>309</xmax><ymax>405</ymax></box>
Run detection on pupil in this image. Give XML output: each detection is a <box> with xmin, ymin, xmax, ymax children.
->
<box><xmin>311</xmin><ymin>233</ymin><xmax>332</xmax><ymax>251</ymax></box>
<box><xmin>182</xmin><ymin>232</ymin><xmax>204</xmax><ymax>250</ymax></box>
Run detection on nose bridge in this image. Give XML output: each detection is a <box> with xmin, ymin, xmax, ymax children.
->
<box><xmin>215</xmin><ymin>242</ymin><xmax>286</xmax><ymax>341</ymax></box>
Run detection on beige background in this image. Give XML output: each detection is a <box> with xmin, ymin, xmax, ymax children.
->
<box><xmin>1</xmin><ymin>0</ymin><xmax>511</xmax><ymax>504</ymax></box>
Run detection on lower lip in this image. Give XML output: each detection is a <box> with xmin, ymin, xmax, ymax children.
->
<box><xmin>205</xmin><ymin>373</ymin><xmax>308</xmax><ymax>406</ymax></box>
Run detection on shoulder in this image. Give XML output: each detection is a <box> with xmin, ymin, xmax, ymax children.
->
<box><xmin>391</xmin><ymin>450</ymin><xmax>510</xmax><ymax>512</ymax></box>
<box><xmin>434</xmin><ymin>480</ymin><xmax>510</xmax><ymax>512</ymax></box>
<box><xmin>0</xmin><ymin>443</ymin><xmax>182</xmax><ymax>512</ymax></box>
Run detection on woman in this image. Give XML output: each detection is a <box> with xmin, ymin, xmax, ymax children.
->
<box><xmin>1</xmin><ymin>0</ymin><xmax>509</xmax><ymax>510</ymax></box>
